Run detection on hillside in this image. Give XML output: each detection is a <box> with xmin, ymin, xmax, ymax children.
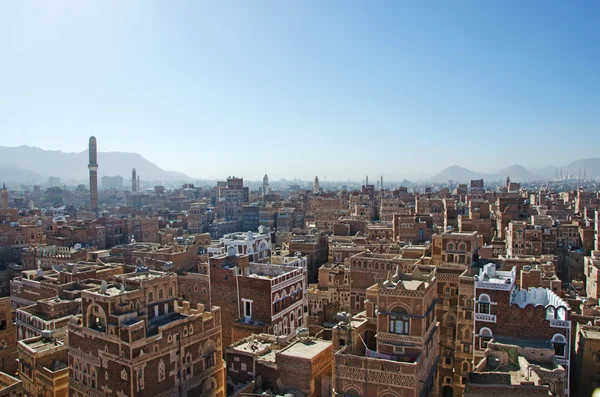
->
<box><xmin>0</xmin><ymin>145</ymin><xmax>192</xmax><ymax>183</ymax></box>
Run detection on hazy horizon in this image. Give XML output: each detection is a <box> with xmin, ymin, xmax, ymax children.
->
<box><xmin>2</xmin><ymin>1</ymin><xmax>599</xmax><ymax>180</ymax></box>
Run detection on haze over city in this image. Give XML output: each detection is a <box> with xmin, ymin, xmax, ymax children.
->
<box><xmin>4</xmin><ymin>2</ymin><xmax>600</xmax><ymax>397</ymax></box>
<box><xmin>2</xmin><ymin>1</ymin><xmax>600</xmax><ymax>180</ymax></box>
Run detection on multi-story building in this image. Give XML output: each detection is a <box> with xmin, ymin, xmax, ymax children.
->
<box><xmin>124</xmin><ymin>217</ymin><xmax>159</xmax><ymax>243</ymax></box>
<box><xmin>431</xmin><ymin>231</ymin><xmax>482</xmax><ymax>266</ymax></box>
<box><xmin>10</xmin><ymin>262</ymin><xmax>124</xmax><ymax>310</ymax></box>
<box><xmin>207</xmin><ymin>229</ymin><xmax>271</xmax><ymax>262</ymax></box>
<box><xmin>584</xmin><ymin>250</ymin><xmax>600</xmax><ymax>299</ymax></box>
<box><xmin>0</xmin><ymin>298</ymin><xmax>18</xmax><ymax>377</ymax></box>
<box><xmin>505</xmin><ymin>221</ymin><xmax>543</xmax><ymax>257</ymax></box>
<box><xmin>333</xmin><ymin>266</ymin><xmax>439</xmax><ymax>397</ymax></box>
<box><xmin>216</xmin><ymin>177</ymin><xmax>249</xmax><ymax>222</ymax></box>
<box><xmin>226</xmin><ymin>334</ymin><xmax>333</xmax><ymax>397</ymax></box>
<box><xmin>307</xmin><ymin>262</ymin><xmax>351</xmax><ymax>324</ymax></box>
<box><xmin>379</xmin><ymin>197</ymin><xmax>412</xmax><ymax>223</ymax></box>
<box><xmin>573</xmin><ymin>324</ymin><xmax>600</xmax><ymax>397</ymax></box>
<box><xmin>68</xmin><ymin>270</ymin><xmax>225</xmax><ymax>397</ymax></box>
<box><xmin>472</xmin><ymin>263</ymin><xmax>571</xmax><ymax>397</ymax></box>
<box><xmin>209</xmin><ymin>247</ymin><xmax>307</xmax><ymax>346</ymax></box>
<box><xmin>393</xmin><ymin>214</ymin><xmax>433</xmax><ymax>244</ymax></box>
<box><xmin>348</xmin><ymin>252</ymin><xmax>420</xmax><ymax>314</ymax></box>
<box><xmin>0</xmin><ymin>371</ymin><xmax>22</xmax><ymax>397</ymax></box>
<box><xmin>17</xmin><ymin>335</ymin><xmax>69</xmax><ymax>397</ymax></box>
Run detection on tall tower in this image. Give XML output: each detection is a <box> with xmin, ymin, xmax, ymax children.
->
<box><xmin>1</xmin><ymin>183</ymin><xmax>8</xmax><ymax>209</ymax></box>
<box><xmin>380</xmin><ymin>175</ymin><xmax>383</xmax><ymax>191</ymax></box>
<box><xmin>262</xmin><ymin>174</ymin><xmax>270</xmax><ymax>196</ymax></box>
<box><xmin>88</xmin><ymin>136</ymin><xmax>99</xmax><ymax>217</ymax></box>
<box><xmin>132</xmin><ymin>168</ymin><xmax>137</xmax><ymax>192</ymax></box>
<box><xmin>313</xmin><ymin>176</ymin><xmax>320</xmax><ymax>194</ymax></box>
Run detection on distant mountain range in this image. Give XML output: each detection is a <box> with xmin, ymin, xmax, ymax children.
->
<box><xmin>427</xmin><ymin>158</ymin><xmax>600</xmax><ymax>183</ymax></box>
<box><xmin>0</xmin><ymin>145</ymin><xmax>192</xmax><ymax>184</ymax></box>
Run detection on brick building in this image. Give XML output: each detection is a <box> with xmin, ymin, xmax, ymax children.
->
<box><xmin>226</xmin><ymin>334</ymin><xmax>333</xmax><ymax>397</ymax></box>
<box><xmin>209</xmin><ymin>247</ymin><xmax>307</xmax><ymax>346</ymax></box>
<box><xmin>17</xmin><ymin>335</ymin><xmax>69</xmax><ymax>397</ymax></box>
<box><xmin>431</xmin><ymin>231</ymin><xmax>482</xmax><ymax>266</ymax></box>
<box><xmin>68</xmin><ymin>270</ymin><xmax>225</xmax><ymax>397</ymax></box>
<box><xmin>472</xmin><ymin>263</ymin><xmax>571</xmax><ymax>397</ymax></box>
<box><xmin>333</xmin><ymin>266</ymin><xmax>439</xmax><ymax>397</ymax></box>
<box><xmin>0</xmin><ymin>297</ymin><xmax>18</xmax><ymax>377</ymax></box>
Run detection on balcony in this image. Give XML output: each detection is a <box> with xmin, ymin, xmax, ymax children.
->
<box><xmin>475</xmin><ymin>313</ymin><xmax>496</xmax><ymax>323</ymax></box>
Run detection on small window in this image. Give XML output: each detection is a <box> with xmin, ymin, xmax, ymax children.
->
<box><xmin>477</xmin><ymin>294</ymin><xmax>490</xmax><ymax>314</ymax></box>
<box><xmin>389</xmin><ymin>317</ymin><xmax>409</xmax><ymax>335</ymax></box>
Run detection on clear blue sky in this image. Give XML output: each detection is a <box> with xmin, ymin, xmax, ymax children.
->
<box><xmin>1</xmin><ymin>1</ymin><xmax>599</xmax><ymax>181</ymax></box>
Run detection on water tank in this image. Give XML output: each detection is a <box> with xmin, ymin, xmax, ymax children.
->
<box><xmin>296</xmin><ymin>327</ymin><xmax>309</xmax><ymax>338</ymax></box>
<box><xmin>227</xmin><ymin>245</ymin><xmax>237</xmax><ymax>257</ymax></box>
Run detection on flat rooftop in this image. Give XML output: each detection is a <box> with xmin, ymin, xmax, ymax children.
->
<box><xmin>278</xmin><ymin>339</ymin><xmax>331</xmax><ymax>360</ymax></box>
<box><xmin>21</xmin><ymin>336</ymin><xmax>66</xmax><ymax>354</ymax></box>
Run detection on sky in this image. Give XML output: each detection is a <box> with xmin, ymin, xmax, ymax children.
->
<box><xmin>1</xmin><ymin>1</ymin><xmax>599</xmax><ymax>181</ymax></box>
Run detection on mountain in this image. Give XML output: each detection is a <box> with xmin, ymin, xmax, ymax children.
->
<box><xmin>490</xmin><ymin>165</ymin><xmax>545</xmax><ymax>182</ymax></box>
<box><xmin>428</xmin><ymin>165</ymin><xmax>484</xmax><ymax>183</ymax></box>
<box><xmin>0</xmin><ymin>164</ymin><xmax>45</xmax><ymax>184</ymax></box>
<box><xmin>0</xmin><ymin>145</ymin><xmax>193</xmax><ymax>183</ymax></box>
<box><xmin>561</xmin><ymin>158</ymin><xmax>600</xmax><ymax>180</ymax></box>
<box><xmin>426</xmin><ymin>161</ymin><xmax>588</xmax><ymax>183</ymax></box>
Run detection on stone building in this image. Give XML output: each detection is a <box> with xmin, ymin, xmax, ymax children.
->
<box><xmin>208</xmin><ymin>247</ymin><xmax>307</xmax><ymax>346</ymax></box>
<box><xmin>307</xmin><ymin>262</ymin><xmax>351</xmax><ymax>325</ymax></box>
<box><xmin>333</xmin><ymin>266</ymin><xmax>439</xmax><ymax>397</ymax></box>
<box><xmin>572</xmin><ymin>324</ymin><xmax>600</xmax><ymax>397</ymax></box>
<box><xmin>0</xmin><ymin>371</ymin><xmax>22</xmax><ymax>397</ymax></box>
<box><xmin>465</xmin><ymin>340</ymin><xmax>566</xmax><ymax>397</ymax></box>
<box><xmin>17</xmin><ymin>335</ymin><xmax>69</xmax><ymax>397</ymax></box>
<box><xmin>123</xmin><ymin>217</ymin><xmax>159</xmax><ymax>243</ymax></box>
<box><xmin>68</xmin><ymin>269</ymin><xmax>225</xmax><ymax>397</ymax></box>
<box><xmin>393</xmin><ymin>214</ymin><xmax>433</xmax><ymax>244</ymax></box>
<box><xmin>10</xmin><ymin>262</ymin><xmax>123</xmax><ymax>310</ymax></box>
<box><xmin>347</xmin><ymin>252</ymin><xmax>420</xmax><ymax>315</ymax></box>
<box><xmin>472</xmin><ymin>263</ymin><xmax>571</xmax><ymax>397</ymax></box>
<box><xmin>226</xmin><ymin>334</ymin><xmax>333</xmax><ymax>397</ymax></box>
<box><xmin>0</xmin><ymin>297</ymin><xmax>18</xmax><ymax>377</ymax></box>
<box><xmin>207</xmin><ymin>229</ymin><xmax>272</xmax><ymax>263</ymax></box>
<box><xmin>431</xmin><ymin>231</ymin><xmax>482</xmax><ymax>266</ymax></box>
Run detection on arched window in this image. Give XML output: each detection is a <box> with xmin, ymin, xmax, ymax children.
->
<box><xmin>389</xmin><ymin>306</ymin><xmax>410</xmax><ymax>335</ymax></box>
<box><xmin>556</xmin><ymin>306</ymin><xmax>567</xmax><ymax>320</ymax></box>
<box><xmin>479</xmin><ymin>327</ymin><xmax>493</xmax><ymax>349</ymax></box>
<box><xmin>158</xmin><ymin>360</ymin><xmax>166</xmax><ymax>382</ymax></box>
<box><xmin>458</xmin><ymin>243</ymin><xmax>466</xmax><ymax>252</ymax></box>
<box><xmin>168</xmin><ymin>286</ymin><xmax>174</xmax><ymax>297</ymax></box>
<box><xmin>477</xmin><ymin>294</ymin><xmax>490</xmax><ymax>314</ymax></box>
<box><xmin>447</xmin><ymin>243</ymin><xmax>455</xmax><ymax>251</ymax></box>
<box><xmin>90</xmin><ymin>368</ymin><xmax>97</xmax><ymax>389</ymax></box>
<box><xmin>462</xmin><ymin>361</ymin><xmax>469</xmax><ymax>372</ymax></box>
<box><xmin>546</xmin><ymin>306</ymin><xmax>556</xmax><ymax>320</ymax></box>
<box><xmin>158</xmin><ymin>288</ymin><xmax>164</xmax><ymax>300</ymax></box>
<box><xmin>552</xmin><ymin>334</ymin><xmax>566</xmax><ymax>357</ymax></box>
<box><xmin>148</xmin><ymin>291</ymin><xmax>154</xmax><ymax>302</ymax></box>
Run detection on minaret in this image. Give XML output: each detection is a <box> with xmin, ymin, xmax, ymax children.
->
<box><xmin>262</xmin><ymin>174</ymin><xmax>270</xmax><ymax>196</ymax></box>
<box><xmin>380</xmin><ymin>175</ymin><xmax>383</xmax><ymax>191</ymax></box>
<box><xmin>137</xmin><ymin>175</ymin><xmax>140</xmax><ymax>191</ymax></box>
<box><xmin>88</xmin><ymin>136</ymin><xmax>99</xmax><ymax>217</ymax></box>
<box><xmin>132</xmin><ymin>168</ymin><xmax>137</xmax><ymax>192</ymax></box>
<box><xmin>313</xmin><ymin>176</ymin><xmax>320</xmax><ymax>194</ymax></box>
<box><xmin>1</xmin><ymin>183</ymin><xmax>8</xmax><ymax>209</ymax></box>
